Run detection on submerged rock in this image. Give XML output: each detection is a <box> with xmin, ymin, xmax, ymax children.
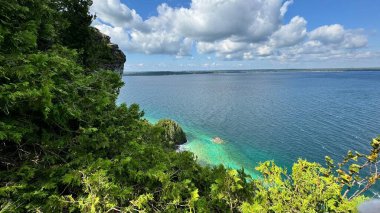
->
<box><xmin>156</xmin><ymin>119</ymin><xmax>187</xmax><ymax>148</ymax></box>
<box><xmin>212</xmin><ymin>137</ymin><xmax>224</xmax><ymax>144</ymax></box>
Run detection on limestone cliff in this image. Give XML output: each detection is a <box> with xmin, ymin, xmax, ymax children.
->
<box><xmin>90</xmin><ymin>28</ymin><xmax>126</xmax><ymax>75</ymax></box>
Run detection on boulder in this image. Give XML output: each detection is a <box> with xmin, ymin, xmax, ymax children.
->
<box><xmin>156</xmin><ymin>119</ymin><xmax>187</xmax><ymax>148</ymax></box>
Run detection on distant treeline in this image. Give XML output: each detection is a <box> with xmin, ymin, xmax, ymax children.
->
<box><xmin>124</xmin><ymin>67</ymin><xmax>380</xmax><ymax>76</ymax></box>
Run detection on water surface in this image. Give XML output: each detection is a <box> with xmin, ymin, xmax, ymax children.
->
<box><xmin>118</xmin><ymin>71</ymin><xmax>380</xmax><ymax>182</ymax></box>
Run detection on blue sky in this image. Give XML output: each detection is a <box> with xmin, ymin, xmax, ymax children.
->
<box><xmin>91</xmin><ymin>0</ymin><xmax>380</xmax><ymax>72</ymax></box>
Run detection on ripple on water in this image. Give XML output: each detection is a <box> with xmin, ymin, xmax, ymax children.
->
<box><xmin>121</xmin><ymin>72</ymin><xmax>380</xmax><ymax>193</ymax></box>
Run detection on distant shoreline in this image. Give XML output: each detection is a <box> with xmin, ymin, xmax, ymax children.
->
<box><xmin>124</xmin><ymin>67</ymin><xmax>380</xmax><ymax>76</ymax></box>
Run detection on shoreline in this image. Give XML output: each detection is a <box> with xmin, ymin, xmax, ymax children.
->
<box><xmin>144</xmin><ymin>116</ymin><xmax>260</xmax><ymax>179</ymax></box>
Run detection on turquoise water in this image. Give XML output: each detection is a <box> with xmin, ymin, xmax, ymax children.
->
<box><xmin>117</xmin><ymin>71</ymin><xmax>380</xmax><ymax>184</ymax></box>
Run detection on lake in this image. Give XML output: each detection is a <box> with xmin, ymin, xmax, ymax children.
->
<box><xmin>118</xmin><ymin>71</ymin><xmax>380</xmax><ymax>190</ymax></box>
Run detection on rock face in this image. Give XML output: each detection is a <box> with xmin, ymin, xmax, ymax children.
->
<box><xmin>92</xmin><ymin>28</ymin><xmax>126</xmax><ymax>76</ymax></box>
<box><xmin>104</xmin><ymin>43</ymin><xmax>125</xmax><ymax>76</ymax></box>
<box><xmin>156</xmin><ymin>119</ymin><xmax>187</xmax><ymax>148</ymax></box>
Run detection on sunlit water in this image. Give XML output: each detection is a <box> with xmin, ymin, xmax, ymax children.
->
<box><xmin>118</xmin><ymin>71</ymin><xmax>380</xmax><ymax>192</ymax></box>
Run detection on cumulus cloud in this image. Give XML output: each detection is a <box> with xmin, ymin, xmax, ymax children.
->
<box><xmin>257</xmin><ymin>45</ymin><xmax>273</xmax><ymax>56</ymax></box>
<box><xmin>309</xmin><ymin>24</ymin><xmax>345</xmax><ymax>44</ymax></box>
<box><xmin>91</xmin><ymin>0</ymin><xmax>373</xmax><ymax>62</ymax></box>
<box><xmin>91</xmin><ymin>0</ymin><xmax>144</xmax><ymax>29</ymax></box>
<box><xmin>173</xmin><ymin>0</ymin><xmax>287</xmax><ymax>42</ymax></box>
<box><xmin>308</xmin><ymin>24</ymin><xmax>367</xmax><ymax>48</ymax></box>
<box><xmin>197</xmin><ymin>40</ymin><xmax>248</xmax><ymax>55</ymax></box>
<box><xmin>270</xmin><ymin>16</ymin><xmax>307</xmax><ymax>48</ymax></box>
<box><xmin>342</xmin><ymin>31</ymin><xmax>368</xmax><ymax>49</ymax></box>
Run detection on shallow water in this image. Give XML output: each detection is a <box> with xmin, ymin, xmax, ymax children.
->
<box><xmin>118</xmin><ymin>71</ymin><xmax>380</xmax><ymax>186</ymax></box>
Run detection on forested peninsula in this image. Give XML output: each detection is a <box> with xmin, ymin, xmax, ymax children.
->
<box><xmin>1</xmin><ymin>1</ymin><xmax>380</xmax><ymax>212</ymax></box>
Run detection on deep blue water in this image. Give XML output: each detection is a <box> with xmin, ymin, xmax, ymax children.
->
<box><xmin>118</xmin><ymin>71</ymin><xmax>380</xmax><ymax>192</ymax></box>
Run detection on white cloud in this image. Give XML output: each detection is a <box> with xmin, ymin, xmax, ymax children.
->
<box><xmin>91</xmin><ymin>0</ymin><xmax>144</xmax><ymax>29</ymax></box>
<box><xmin>126</xmin><ymin>30</ymin><xmax>191</xmax><ymax>55</ymax></box>
<box><xmin>172</xmin><ymin>0</ymin><xmax>289</xmax><ymax>42</ymax></box>
<box><xmin>309</xmin><ymin>24</ymin><xmax>345</xmax><ymax>44</ymax></box>
<box><xmin>197</xmin><ymin>40</ymin><xmax>248</xmax><ymax>54</ymax></box>
<box><xmin>270</xmin><ymin>16</ymin><xmax>307</xmax><ymax>47</ymax></box>
<box><xmin>308</xmin><ymin>24</ymin><xmax>367</xmax><ymax>50</ymax></box>
<box><xmin>342</xmin><ymin>31</ymin><xmax>367</xmax><ymax>49</ymax></box>
<box><xmin>280</xmin><ymin>0</ymin><xmax>294</xmax><ymax>17</ymax></box>
<box><xmin>257</xmin><ymin>45</ymin><xmax>273</xmax><ymax>56</ymax></box>
<box><xmin>91</xmin><ymin>0</ymin><xmax>374</xmax><ymax>62</ymax></box>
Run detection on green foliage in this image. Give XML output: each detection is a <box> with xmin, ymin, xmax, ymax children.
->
<box><xmin>211</xmin><ymin>169</ymin><xmax>254</xmax><ymax>212</ymax></box>
<box><xmin>240</xmin><ymin>160</ymin><xmax>366</xmax><ymax>213</ymax></box>
<box><xmin>0</xmin><ymin>0</ymin><xmax>379</xmax><ymax>212</ymax></box>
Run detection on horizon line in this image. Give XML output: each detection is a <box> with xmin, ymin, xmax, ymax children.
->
<box><xmin>123</xmin><ymin>67</ymin><xmax>380</xmax><ymax>76</ymax></box>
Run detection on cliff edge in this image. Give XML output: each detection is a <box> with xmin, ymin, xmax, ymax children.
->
<box><xmin>90</xmin><ymin>28</ymin><xmax>126</xmax><ymax>75</ymax></box>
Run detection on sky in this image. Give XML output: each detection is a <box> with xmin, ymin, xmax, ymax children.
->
<box><xmin>90</xmin><ymin>0</ymin><xmax>380</xmax><ymax>72</ymax></box>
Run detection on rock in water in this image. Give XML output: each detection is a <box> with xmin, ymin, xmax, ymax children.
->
<box><xmin>156</xmin><ymin>119</ymin><xmax>187</xmax><ymax>148</ymax></box>
<box><xmin>212</xmin><ymin>137</ymin><xmax>224</xmax><ymax>144</ymax></box>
